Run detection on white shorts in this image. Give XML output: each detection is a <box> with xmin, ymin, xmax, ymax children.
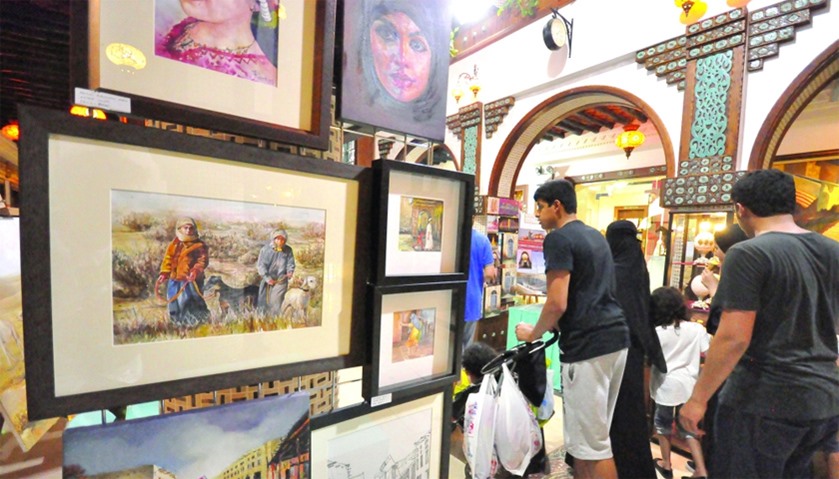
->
<box><xmin>561</xmin><ymin>348</ymin><xmax>628</xmax><ymax>460</ymax></box>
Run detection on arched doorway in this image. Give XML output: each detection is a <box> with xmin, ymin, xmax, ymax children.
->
<box><xmin>487</xmin><ymin>86</ymin><xmax>676</xmax><ymax>198</ymax></box>
<box><xmin>749</xmin><ymin>40</ymin><xmax>839</xmax><ymax>240</ymax></box>
<box><xmin>748</xmin><ymin>39</ymin><xmax>839</xmax><ymax>171</ymax></box>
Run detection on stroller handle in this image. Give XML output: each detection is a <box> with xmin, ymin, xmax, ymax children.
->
<box><xmin>480</xmin><ymin>329</ymin><xmax>559</xmax><ymax>376</ymax></box>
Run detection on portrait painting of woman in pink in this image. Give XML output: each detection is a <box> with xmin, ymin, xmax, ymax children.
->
<box><xmin>155</xmin><ymin>0</ymin><xmax>280</xmax><ymax>86</ymax></box>
<box><xmin>341</xmin><ymin>0</ymin><xmax>450</xmax><ymax>141</ymax></box>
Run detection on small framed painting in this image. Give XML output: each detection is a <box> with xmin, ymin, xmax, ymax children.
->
<box><xmin>365</xmin><ymin>282</ymin><xmax>464</xmax><ymax>400</ymax></box>
<box><xmin>373</xmin><ymin>159</ymin><xmax>473</xmax><ymax>284</ymax></box>
<box><xmin>19</xmin><ymin>106</ymin><xmax>372</xmax><ymax>419</ymax></box>
<box><xmin>310</xmin><ymin>388</ymin><xmax>450</xmax><ymax>478</ymax></box>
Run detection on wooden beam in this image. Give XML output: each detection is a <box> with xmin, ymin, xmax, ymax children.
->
<box><xmin>578</xmin><ymin>111</ymin><xmax>615</xmax><ymax>130</ymax></box>
<box><xmin>549</xmin><ymin>126</ymin><xmax>567</xmax><ymax>138</ymax></box>
<box><xmin>596</xmin><ymin>106</ymin><xmax>631</xmax><ymax>125</ymax></box>
<box><xmin>557</xmin><ymin>120</ymin><xmax>583</xmax><ymax>136</ymax></box>
<box><xmin>564</xmin><ymin>116</ymin><xmax>601</xmax><ymax>134</ymax></box>
<box><xmin>626</xmin><ymin>108</ymin><xmax>649</xmax><ymax>123</ymax></box>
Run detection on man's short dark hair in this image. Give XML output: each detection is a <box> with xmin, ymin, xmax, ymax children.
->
<box><xmin>462</xmin><ymin>341</ymin><xmax>497</xmax><ymax>378</ymax></box>
<box><xmin>533</xmin><ymin>179</ymin><xmax>577</xmax><ymax>214</ymax></box>
<box><xmin>732</xmin><ymin>169</ymin><xmax>796</xmax><ymax>217</ymax></box>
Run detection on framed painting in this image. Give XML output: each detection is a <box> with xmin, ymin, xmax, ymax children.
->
<box><xmin>70</xmin><ymin>0</ymin><xmax>336</xmax><ymax>149</ymax></box>
<box><xmin>64</xmin><ymin>392</ymin><xmax>310</xmax><ymax>478</ymax></box>
<box><xmin>373</xmin><ymin>159</ymin><xmax>473</xmax><ymax>284</ymax></box>
<box><xmin>19</xmin><ymin>106</ymin><xmax>371</xmax><ymax>420</ymax></box>
<box><xmin>339</xmin><ymin>0</ymin><xmax>452</xmax><ymax>141</ymax></box>
<box><xmin>310</xmin><ymin>388</ymin><xmax>450</xmax><ymax>478</ymax></box>
<box><xmin>365</xmin><ymin>282</ymin><xmax>464</xmax><ymax>400</ymax></box>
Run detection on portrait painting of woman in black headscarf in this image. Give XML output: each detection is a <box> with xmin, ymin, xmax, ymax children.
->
<box><xmin>341</xmin><ymin>0</ymin><xmax>450</xmax><ymax>141</ymax></box>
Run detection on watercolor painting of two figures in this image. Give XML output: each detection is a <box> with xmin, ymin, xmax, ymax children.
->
<box><xmin>111</xmin><ymin>191</ymin><xmax>443</xmax><ymax>346</ymax></box>
<box><xmin>111</xmin><ymin>190</ymin><xmax>326</xmax><ymax>344</ymax></box>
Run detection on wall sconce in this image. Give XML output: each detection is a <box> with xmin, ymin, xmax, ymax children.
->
<box><xmin>675</xmin><ymin>0</ymin><xmax>708</xmax><ymax>24</ymax></box>
<box><xmin>1</xmin><ymin>122</ymin><xmax>19</xmax><ymax>142</ymax></box>
<box><xmin>615</xmin><ymin>123</ymin><xmax>645</xmax><ymax>159</ymax></box>
<box><xmin>451</xmin><ymin>64</ymin><xmax>480</xmax><ymax>104</ymax></box>
<box><xmin>542</xmin><ymin>8</ymin><xmax>573</xmax><ymax>57</ymax></box>
<box><xmin>726</xmin><ymin>0</ymin><xmax>751</xmax><ymax>7</ymax></box>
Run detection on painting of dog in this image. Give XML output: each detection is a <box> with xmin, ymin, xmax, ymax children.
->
<box><xmin>203</xmin><ymin>276</ymin><xmax>259</xmax><ymax>316</ymax></box>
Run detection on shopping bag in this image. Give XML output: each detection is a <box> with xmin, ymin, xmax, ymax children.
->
<box><xmin>537</xmin><ymin>369</ymin><xmax>555</xmax><ymax>421</ymax></box>
<box><xmin>494</xmin><ymin>363</ymin><xmax>543</xmax><ymax>476</ymax></box>
<box><xmin>462</xmin><ymin>373</ymin><xmax>498</xmax><ymax>479</ymax></box>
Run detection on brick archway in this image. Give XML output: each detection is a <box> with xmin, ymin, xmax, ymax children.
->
<box><xmin>748</xmin><ymin>40</ymin><xmax>839</xmax><ymax>171</ymax></box>
<box><xmin>487</xmin><ymin>85</ymin><xmax>676</xmax><ymax>198</ymax></box>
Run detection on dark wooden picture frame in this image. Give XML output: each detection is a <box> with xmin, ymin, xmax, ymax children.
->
<box><xmin>372</xmin><ymin>159</ymin><xmax>473</xmax><ymax>285</ymax></box>
<box><xmin>364</xmin><ymin>281</ymin><xmax>465</xmax><ymax>401</ymax></box>
<box><xmin>69</xmin><ymin>0</ymin><xmax>336</xmax><ymax>150</ymax></box>
<box><xmin>19</xmin><ymin>106</ymin><xmax>372</xmax><ymax>420</ymax></box>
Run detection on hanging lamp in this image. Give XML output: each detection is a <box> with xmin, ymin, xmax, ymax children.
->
<box><xmin>675</xmin><ymin>0</ymin><xmax>708</xmax><ymax>25</ymax></box>
<box><xmin>615</xmin><ymin>123</ymin><xmax>645</xmax><ymax>159</ymax></box>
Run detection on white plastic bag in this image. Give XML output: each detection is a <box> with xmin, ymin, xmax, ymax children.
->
<box><xmin>494</xmin><ymin>363</ymin><xmax>543</xmax><ymax>475</ymax></box>
<box><xmin>537</xmin><ymin>369</ymin><xmax>555</xmax><ymax>421</ymax></box>
<box><xmin>462</xmin><ymin>373</ymin><xmax>498</xmax><ymax>479</ymax></box>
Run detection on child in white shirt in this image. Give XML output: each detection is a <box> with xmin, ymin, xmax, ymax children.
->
<box><xmin>650</xmin><ymin>287</ymin><xmax>711</xmax><ymax>479</ymax></box>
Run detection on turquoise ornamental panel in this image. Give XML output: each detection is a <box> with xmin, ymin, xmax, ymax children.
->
<box><xmin>689</xmin><ymin>50</ymin><xmax>733</xmax><ymax>159</ymax></box>
<box><xmin>463</xmin><ymin>126</ymin><xmax>478</xmax><ymax>174</ymax></box>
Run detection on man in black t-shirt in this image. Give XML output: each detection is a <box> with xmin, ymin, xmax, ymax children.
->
<box><xmin>680</xmin><ymin>169</ymin><xmax>839</xmax><ymax>478</ymax></box>
<box><xmin>515</xmin><ymin>179</ymin><xmax>629</xmax><ymax>479</ymax></box>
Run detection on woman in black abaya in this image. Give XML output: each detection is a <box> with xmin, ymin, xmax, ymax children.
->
<box><xmin>606</xmin><ymin>220</ymin><xmax>667</xmax><ymax>479</ymax></box>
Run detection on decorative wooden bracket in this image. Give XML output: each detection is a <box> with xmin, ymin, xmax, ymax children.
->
<box><xmin>635</xmin><ymin>34</ymin><xmax>689</xmax><ymax>91</ymax></box>
<box><xmin>446</xmin><ymin>113</ymin><xmax>463</xmax><ymax>140</ymax></box>
<box><xmin>746</xmin><ymin>0</ymin><xmax>829</xmax><ymax>72</ymax></box>
<box><xmin>484</xmin><ymin>96</ymin><xmax>515</xmax><ymax>139</ymax></box>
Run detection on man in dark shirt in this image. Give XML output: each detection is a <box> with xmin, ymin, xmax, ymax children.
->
<box><xmin>680</xmin><ymin>169</ymin><xmax>839</xmax><ymax>478</ymax></box>
<box><xmin>516</xmin><ymin>179</ymin><xmax>629</xmax><ymax>479</ymax></box>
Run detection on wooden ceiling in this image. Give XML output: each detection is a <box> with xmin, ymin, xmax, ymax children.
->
<box><xmin>538</xmin><ymin>105</ymin><xmax>648</xmax><ymax>143</ymax></box>
<box><xmin>0</xmin><ymin>0</ymin><xmax>71</xmax><ymax>132</ymax></box>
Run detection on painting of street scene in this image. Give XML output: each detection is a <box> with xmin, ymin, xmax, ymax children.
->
<box><xmin>392</xmin><ymin>308</ymin><xmax>436</xmax><ymax>363</ymax></box>
<box><xmin>398</xmin><ymin>196</ymin><xmax>443</xmax><ymax>252</ymax></box>
<box><xmin>63</xmin><ymin>392</ymin><xmax>310</xmax><ymax>479</ymax></box>
<box><xmin>327</xmin><ymin>409</ymin><xmax>432</xmax><ymax>479</ymax></box>
<box><xmin>111</xmin><ymin>189</ymin><xmax>325</xmax><ymax>345</ymax></box>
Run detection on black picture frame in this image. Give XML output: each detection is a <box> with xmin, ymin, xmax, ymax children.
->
<box><xmin>310</xmin><ymin>384</ymin><xmax>453</xmax><ymax>478</ymax></box>
<box><xmin>372</xmin><ymin>159</ymin><xmax>474</xmax><ymax>285</ymax></box>
<box><xmin>69</xmin><ymin>0</ymin><xmax>336</xmax><ymax>150</ymax></box>
<box><xmin>364</xmin><ymin>281</ymin><xmax>465</xmax><ymax>401</ymax></box>
<box><xmin>19</xmin><ymin>106</ymin><xmax>372</xmax><ymax>420</ymax></box>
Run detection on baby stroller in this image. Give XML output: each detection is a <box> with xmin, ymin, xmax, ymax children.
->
<box><xmin>455</xmin><ymin>331</ymin><xmax>559</xmax><ymax>478</ymax></box>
